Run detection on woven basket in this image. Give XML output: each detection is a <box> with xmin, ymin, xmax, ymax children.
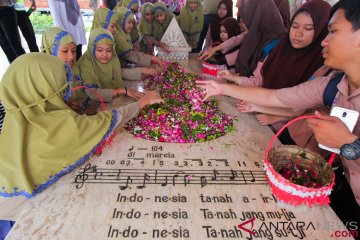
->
<box><xmin>264</xmin><ymin>115</ymin><xmax>335</xmax><ymax>207</ymax></box>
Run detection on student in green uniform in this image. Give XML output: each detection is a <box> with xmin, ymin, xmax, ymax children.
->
<box><xmin>114</xmin><ymin>7</ymin><xmax>165</xmax><ymax>80</ymax></box>
<box><xmin>179</xmin><ymin>0</ymin><xmax>204</xmax><ymax>52</ymax></box>
<box><xmin>91</xmin><ymin>7</ymin><xmax>155</xmax><ymax>81</ymax></box>
<box><xmin>79</xmin><ymin>28</ymin><xmax>144</xmax><ymax>103</ymax></box>
<box><xmin>114</xmin><ymin>0</ymin><xmax>140</xmax><ymax>46</ymax></box>
<box><xmin>152</xmin><ymin>2</ymin><xmax>174</xmax><ymax>42</ymax></box>
<box><xmin>41</xmin><ymin>27</ymin><xmax>96</xmax><ymax>115</ymax></box>
<box><xmin>139</xmin><ymin>2</ymin><xmax>169</xmax><ymax>54</ymax></box>
<box><xmin>0</xmin><ymin>53</ymin><xmax>163</xmax><ymax>224</ymax></box>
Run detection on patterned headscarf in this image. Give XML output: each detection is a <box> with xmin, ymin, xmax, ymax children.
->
<box><xmin>114</xmin><ymin>7</ymin><xmax>135</xmax><ymax>57</ymax></box>
<box><xmin>91</xmin><ymin>8</ymin><xmax>118</xmax><ymax>31</ymax></box>
<box><xmin>41</xmin><ymin>27</ymin><xmax>88</xmax><ymax>107</ymax></box>
<box><xmin>152</xmin><ymin>2</ymin><xmax>174</xmax><ymax>41</ymax></box>
<box><xmin>139</xmin><ymin>2</ymin><xmax>154</xmax><ymax>36</ymax></box>
<box><xmin>179</xmin><ymin>0</ymin><xmax>204</xmax><ymax>36</ymax></box>
<box><xmin>78</xmin><ymin>28</ymin><xmax>124</xmax><ymax>90</ymax></box>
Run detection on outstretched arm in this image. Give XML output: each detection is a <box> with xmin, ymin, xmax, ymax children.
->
<box><xmin>237</xmin><ymin>100</ymin><xmax>305</xmax><ymax>117</ymax></box>
<box><xmin>197</xmin><ymin>80</ymin><xmax>286</xmax><ymax>108</ymax></box>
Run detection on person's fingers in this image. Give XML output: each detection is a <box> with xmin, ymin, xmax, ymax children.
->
<box><xmin>136</xmin><ymin>92</ymin><xmax>145</xmax><ymax>98</ymax></box>
<box><xmin>307</xmin><ymin>118</ymin><xmax>320</xmax><ymax>130</ymax></box>
<box><xmin>154</xmin><ymin>98</ymin><xmax>164</xmax><ymax>104</ymax></box>
<box><xmin>202</xmin><ymin>93</ymin><xmax>212</xmax><ymax>102</ymax></box>
<box><xmin>198</xmin><ymin>54</ymin><xmax>206</xmax><ymax>60</ymax></box>
<box><xmin>255</xmin><ymin>116</ymin><xmax>267</xmax><ymax>125</ymax></box>
<box><xmin>314</xmin><ymin>110</ymin><xmax>335</xmax><ymax>121</ymax></box>
<box><xmin>196</xmin><ymin>79</ymin><xmax>211</xmax><ymax>84</ymax></box>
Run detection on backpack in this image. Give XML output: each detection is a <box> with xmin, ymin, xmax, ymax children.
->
<box><xmin>323</xmin><ymin>72</ymin><xmax>345</xmax><ymax>108</ymax></box>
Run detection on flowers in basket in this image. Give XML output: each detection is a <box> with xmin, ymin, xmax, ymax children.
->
<box><xmin>264</xmin><ymin>146</ymin><xmax>335</xmax><ymax>207</ymax></box>
<box><xmin>263</xmin><ymin>116</ymin><xmax>336</xmax><ymax>207</ymax></box>
<box><xmin>124</xmin><ymin>62</ymin><xmax>235</xmax><ymax>143</ymax></box>
<box><xmin>278</xmin><ymin>162</ymin><xmax>323</xmax><ymax>189</ymax></box>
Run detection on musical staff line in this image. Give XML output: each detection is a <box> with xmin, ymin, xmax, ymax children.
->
<box><xmin>73</xmin><ymin>164</ymin><xmax>267</xmax><ymax>190</ymax></box>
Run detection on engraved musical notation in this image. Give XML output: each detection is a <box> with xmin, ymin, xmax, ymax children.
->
<box><xmin>73</xmin><ymin>164</ymin><xmax>267</xmax><ymax>190</ymax></box>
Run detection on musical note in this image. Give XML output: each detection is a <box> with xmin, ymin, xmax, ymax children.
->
<box><xmin>137</xmin><ymin>173</ymin><xmax>150</xmax><ymax>189</ymax></box>
<box><xmin>172</xmin><ymin>174</ymin><xmax>179</xmax><ymax>186</ymax></box>
<box><xmin>73</xmin><ymin>168</ymin><xmax>267</xmax><ymax>189</ymax></box>
<box><xmin>120</xmin><ymin>176</ymin><xmax>133</xmax><ymax>190</ymax></box>
<box><xmin>250</xmin><ymin>171</ymin><xmax>255</xmax><ymax>182</ymax></box>
<box><xmin>240</xmin><ymin>171</ymin><xmax>247</xmax><ymax>184</ymax></box>
<box><xmin>184</xmin><ymin>175</ymin><xmax>191</xmax><ymax>186</ymax></box>
<box><xmin>230</xmin><ymin>169</ymin><xmax>238</xmax><ymax>180</ymax></box>
<box><xmin>212</xmin><ymin>170</ymin><xmax>219</xmax><ymax>181</ymax></box>
<box><xmin>161</xmin><ymin>176</ymin><xmax>168</xmax><ymax>187</ymax></box>
<box><xmin>200</xmin><ymin>176</ymin><xmax>207</xmax><ymax>188</ymax></box>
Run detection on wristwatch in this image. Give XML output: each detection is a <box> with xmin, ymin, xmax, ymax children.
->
<box><xmin>340</xmin><ymin>138</ymin><xmax>360</xmax><ymax>160</ymax></box>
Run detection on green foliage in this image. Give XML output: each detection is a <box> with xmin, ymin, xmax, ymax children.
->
<box><xmin>29</xmin><ymin>12</ymin><xmax>53</xmax><ymax>33</ymax></box>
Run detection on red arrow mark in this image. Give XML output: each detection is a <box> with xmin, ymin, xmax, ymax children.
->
<box><xmin>237</xmin><ymin>217</ymin><xmax>256</xmax><ymax>235</ymax></box>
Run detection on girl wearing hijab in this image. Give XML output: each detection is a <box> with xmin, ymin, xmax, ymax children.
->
<box><xmin>200</xmin><ymin>0</ymin><xmax>287</xmax><ymax>73</ymax></box>
<box><xmin>139</xmin><ymin>3</ymin><xmax>169</xmax><ymax>55</ymax></box>
<box><xmin>206</xmin><ymin>0</ymin><xmax>332</xmax><ymax>151</ymax></box>
<box><xmin>178</xmin><ymin>0</ymin><xmax>204</xmax><ymax>51</ymax></box>
<box><xmin>91</xmin><ymin>7</ymin><xmax>118</xmax><ymax>34</ymax></box>
<box><xmin>79</xmin><ymin>28</ymin><xmax>144</xmax><ymax>103</ymax></box>
<box><xmin>208</xmin><ymin>17</ymin><xmax>241</xmax><ymax>66</ymax></box>
<box><xmin>48</xmin><ymin>0</ymin><xmax>87</xmax><ymax>60</ymax></box>
<box><xmin>204</xmin><ymin>0</ymin><xmax>233</xmax><ymax>50</ymax></box>
<box><xmin>114</xmin><ymin>7</ymin><xmax>165</xmax><ymax>79</ymax></box>
<box><xmin>152</xmin><ymin>2</ymin><xmax>174</xmax><ymax>42</ymax></box>
<box><xmin>40</xmin><ymin>27</ymin><xmax>96</xmax><ymax>115</ymax></box>
<box><xmin>114</xmin><ymin>0</ymin><xmax>140</xmax><ymax>47</ymax></box>
<box><xmin>91</xmin><ymin>8</ymin><xmax>156</xmax><ymax>81</ymax></box>
<box><xmin>0</xmin><ymin>53</ymin><xmax>162</xmax><ymax>223</ymax></box>
<box><xmin>222</xmin><ymin>0</ymin><xmax>331</xmax><ymax>89</ymax></box>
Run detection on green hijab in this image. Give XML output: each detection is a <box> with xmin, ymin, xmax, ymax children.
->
<box><xmin>114</xmin><ymin>0</ymin><xmax>140</xmax><ymax>44</ymax></box>
<box><xmin>91</xmin><ymin>8</ymin><xmax>118</xmax><ymax>31</ymax></box>
<box><xmin>130</xmin><ymin>23</ymin><xmax>140</xmax><ymax>44</ymax></box>
<box><xmin>139</xmin><ymin>2</ymin><xmax>154</xmax><ymax>36</ymax></box>
<box><xmin>0</xmin><ymin>53</ymin><xmax>117</xmax><ymax>198</ymax></box>
<box><xmin>41</xmin><ymin>27</ymin><xmax>88</xmax><ymax>106</ymax></box>
<box><xmin>152</xmin><ymin>2</ymin><xmax>174</xmax><ymax>41</ymax></box>
<box><xmin>114</xmin><ymin>7</ymin><xmax>134</xmax><ymax>57</ymax></box>
<box><xmin>179</xmin><ymin>0</ymin><xmax>204</xmax><ymax>35</ymax></box>
<box><xmin>115</xmin><ymin>0</ymin><xmax>139</xmax><ymax>10</ymax></box>
<box><xmin>79</xmin><ymin>28</ymin><xmax>124</xmax><ymax>89</ymax></box>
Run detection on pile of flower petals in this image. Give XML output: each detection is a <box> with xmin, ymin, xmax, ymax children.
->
<box><xmin>124</xmin><ymin>62</ymin><xmax>235</xmax><ymax>143</ymax></box>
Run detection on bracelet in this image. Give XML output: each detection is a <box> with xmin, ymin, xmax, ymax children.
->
<box><xmin>125</xmin><ymin>87</ymin><xmax>128</xmax><ymax>96</ymax></box>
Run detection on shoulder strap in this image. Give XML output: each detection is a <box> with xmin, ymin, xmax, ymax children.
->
<box><xmin>323</xmin><ymin>72</ymin><xmax>344</xmax><ymax>108</ymax></box>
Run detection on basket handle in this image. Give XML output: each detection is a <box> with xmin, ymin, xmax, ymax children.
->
<box><xmin>264</xmin><ymin>115</ymin><xmax>336</xmax><ymax>166</ymax></box>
